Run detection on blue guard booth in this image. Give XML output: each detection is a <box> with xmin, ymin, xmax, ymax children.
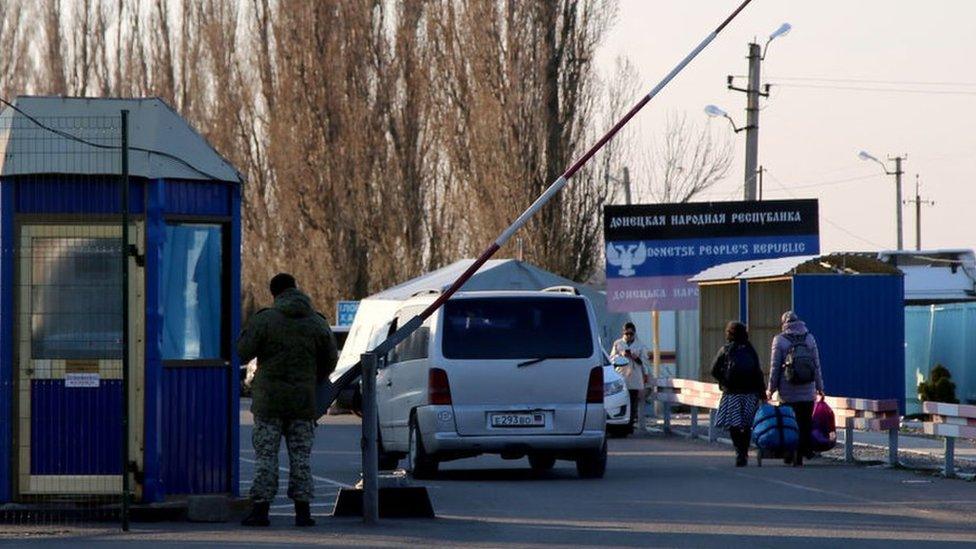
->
<box><xmin>691</xmin><ymin>254</ymin><xmax>905</xmax><ymax>410</ymax></box>
<box><xmin>0</xmin><ymin>97</ymin><xmax>242</xmax><ymax>505</ymax></box>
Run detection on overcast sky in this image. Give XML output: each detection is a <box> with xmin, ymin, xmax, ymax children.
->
<box><xmin>597</xmin><ymin>0</ymin><xmax>976</xmax><ymax>254</ymax></box>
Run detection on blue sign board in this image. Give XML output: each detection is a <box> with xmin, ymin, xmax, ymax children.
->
<box><xmin>336</xmin><ymin>300</ymin><xmax>360</xmax><ymax>326</ymax></box>
<box><xmin>604</xmin><ymin>199</ymin><xmax>819</xmax><ymax>312</ymax></box>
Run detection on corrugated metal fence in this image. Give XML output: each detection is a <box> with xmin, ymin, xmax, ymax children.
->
<box><xmin>905</xmin><ymin>302</ymin><xmax>976</xmax><ymax>414</ymax></box>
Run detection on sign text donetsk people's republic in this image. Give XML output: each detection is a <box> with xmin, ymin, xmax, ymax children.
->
<box><xmin>604</xmin><ymin>199</ymin><xmax>819</xmax><ymax>312</ymax></box>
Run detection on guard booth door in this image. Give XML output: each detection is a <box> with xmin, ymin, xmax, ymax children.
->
<box><xmin>15</xmin><ymin>223</ymin><xmax>144</xmax><ymax>498</ymax></box>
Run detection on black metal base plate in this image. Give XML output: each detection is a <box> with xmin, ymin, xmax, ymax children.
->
<box><xmin>332</xmin><ymin>487</ymin><xmax>434</xmax><ymax>518</ymax></box>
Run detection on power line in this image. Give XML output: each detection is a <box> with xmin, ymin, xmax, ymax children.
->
<box><xmin>763</xmin><ymin>170</ymin><xmax>888</xmax><ymax>249</ymax></box>
<box><xmin>0</xmin><ymin>97</ymin><xmax>227</xmax><ymax>181</ymax></box>
<box><xmin>734</xmin><ymin>75</ymin><xmax>976</xmax><ymax>87</ymax></box>
<box><xmin>768</xmin><ymin>83</ymin><xmax>976</xmax><ymax>96</ymax></box>
<box><xmin>786</xmin><ymin>172</ymin><xmax>881</xmax><ymax>191</ymax></box>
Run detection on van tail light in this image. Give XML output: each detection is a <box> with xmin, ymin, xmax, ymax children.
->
<box><xmin>586</xmin><ymin>367</ymin><xmax>604</xmax><ymax>404</ymax></box>
<box><xmin>428</xmin><ymin>367</ymin><xmax>453</xmax><ymax>405</ymax></box>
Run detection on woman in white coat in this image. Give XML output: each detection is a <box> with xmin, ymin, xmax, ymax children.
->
<box><xmin>609</xmin><ymin>322</ymin><xmax>651</xmax><ymax>432</ymax></box>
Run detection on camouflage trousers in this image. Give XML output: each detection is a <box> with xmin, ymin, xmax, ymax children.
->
<box><xmin>250</xmin><ymin>416</ymin><xmax>316</xmax><ymax>503</ymax></box>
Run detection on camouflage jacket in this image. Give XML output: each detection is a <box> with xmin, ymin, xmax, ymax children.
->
<box><xmin>238</xmin><ymin>288</ymin><xmax>338</xmax><ymax>420</ymax></box>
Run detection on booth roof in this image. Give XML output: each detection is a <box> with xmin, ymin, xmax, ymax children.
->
<box><xmin>0</xmin><ymin>96</ymin><xmax>242</xmax><ymax>183</ymax></box>
<box><xmin>691</xmin><ymin>254</ymin><xmax>902</xmax><ymax>283</ymax></box>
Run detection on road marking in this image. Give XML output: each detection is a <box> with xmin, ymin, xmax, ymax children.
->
<box><xmin>716</xmin><ymin>466</ymin><xmax>875</xmax><ymax>503</ymax></box>
<box><xmin>240</xmin><ymin>449</ymin><xmax>361</xmax><ymax>455</ymax></box>
<box><xmin>269</xmin><ymin>502</ymin><xmax>334</xmax><ymax>509</ymax></box>
<box><xmin>610</xmin><ymin>450</ymin><xmax>729</xmax><ymax>457</ymax></box>
<box><xmin>437</xmin><ymin>514</ymin><xmax>976</xmax><ymax>543</ymax></box>
<box><xmin>240</xmin><ymin>456</ymin><xmax>354</xmax><ymax>489</ymax></box>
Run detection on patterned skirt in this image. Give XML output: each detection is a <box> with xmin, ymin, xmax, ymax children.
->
<box><xmin>715</xmin><ymin>393</ymin><xmax>762</xmax><ymax>429</ymax></box>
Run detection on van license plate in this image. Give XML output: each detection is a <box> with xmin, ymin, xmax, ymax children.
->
<box><xmin>490</xmin><ymin>413</ymin><xmax>545</xmax><ymax>427</ymax></box>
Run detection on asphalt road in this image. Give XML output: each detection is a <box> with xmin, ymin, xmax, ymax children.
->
<box><xmin>5</xmin><ymin>406</ymin><xmax>976</xmax><ymax>548</ymax></box>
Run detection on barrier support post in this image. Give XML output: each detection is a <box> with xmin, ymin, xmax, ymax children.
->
<box><xmin>646</xmin><ymin>384</ymin><xmax>657</xmax><ymax>420</ymax></box>
<box><xmin>689</xmin><ymin>406</ymin><xmax>698</xmax><ymax>439</ymax></box>
<box><xmin>887</xmin><ymin>427</ymin><xmax>899</xmax><ymax>468</ymax></box>
<box><xmin>944</xmin><ymin>437</ymin><xmax>956</xmax><ymax>478</ymax></box>
<box><xmin>708</xmin><ymin>410</ymin><xmax>717</xmax><ymax>443</ymax></box>
<box><xmin>845</xmin><ymin>418</ymin><xmax>855</xmax><ymax>463</ymax></box>
<box><xmin>361</xmin><ymin>352</ymin><xmax>379</xmax><ymax>525</ymax></box>
<box><xmin>663</xmin><ymin>400</ymin><xmax>672</xmax><ymax>435</ymax></box>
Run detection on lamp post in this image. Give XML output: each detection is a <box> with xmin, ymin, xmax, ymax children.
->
<box><xmin>858</xmin><ymin>150</ymin><xmax>907</xmax><ymax>250</ymax></box>
<box><xmin>714</xmin><ymin>22</ymin><xmax>791</xmax><ymax>201</ymax></box>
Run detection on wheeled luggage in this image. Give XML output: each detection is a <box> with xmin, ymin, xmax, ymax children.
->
<box><xmin>752</xmin><ymin>403</ymin><xmax>799</xmax><ymax>466</ymax></box>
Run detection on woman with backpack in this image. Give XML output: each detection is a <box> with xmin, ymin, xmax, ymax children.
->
<box><xmin>711</xmin><ymin>321</ymin><xmax>766</xmax><ymax>467</ymax></box>
<box><xmin>768</xmin><ymin>311</ymin><xmax>824</xmax><ymax>467</ymax></box>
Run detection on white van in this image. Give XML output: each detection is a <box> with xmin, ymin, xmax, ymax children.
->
<box><xmin>375</xmin><ymin>288</ymin><xmax>608</xmax><ymax>479</ymax></box>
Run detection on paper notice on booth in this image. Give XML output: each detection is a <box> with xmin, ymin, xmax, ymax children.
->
<box><xmin>65</xmin><ymin>373</ymin><xmax>100</xmax><ymax>388</ymax></box>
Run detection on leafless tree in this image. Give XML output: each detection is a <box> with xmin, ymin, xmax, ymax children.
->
<box><xmin>431</xmin><ymin>0</ymin><xmax>622</xmax><ymax>282</ymax></box>
<box><xmin>0</xmin><ymin>0</ymin><xmax>30</xmax><ymax>97</ymax></box>
<box><xmin>39</xmin><ymin>0</ymin><xmax>113</xmax><ymax>96</ymax></box>
<box><xmin>633</xmin><ymin>112</ymin><xmax>734</xmax><ymax>203</ymax></box>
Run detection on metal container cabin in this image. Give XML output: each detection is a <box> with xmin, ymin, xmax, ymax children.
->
<box><xmin>692</xmin><ymin>254</ymin><xmax>905</xmax><ymax>410</ymax></box>
<box><xmin>0</xmin><ymin>97</ymin><xmax>242</xmax><ymax>504</ymax></box>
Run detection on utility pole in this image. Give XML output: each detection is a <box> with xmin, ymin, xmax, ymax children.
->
<box><xmin>905</xmin><ymin>173</ymin><xmax>934</xmax><ymax>251</ymax></box>
<box><xmin>607</xmin><ymin>167</ymin><xmax>632</xmax><ymax>205</ymax></box>
<box><xmin>890</xmin><ymin>155</ymin><xmax>906</xmax><ymax>250</ymax></box>
<box><xmin>622</xmin><ymin>166</ymin><xmax>632</xmax><ymax>205</ymax></box>
<box><xmin>727</xmin><ymin>43</ymin><xmax>770</xmax><ymax>201</ymax></box>
<box><xmin>858</xmin><ymin>150</ymin><xmax>908</xmax><ymax>251</ymax></box>
<box><xmin>743</xmin><ymin>42</ymin><xmax>760</xmax><ymax>201</ymax></box>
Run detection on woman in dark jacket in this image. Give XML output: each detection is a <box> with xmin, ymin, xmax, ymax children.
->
<box><xmin>711</xmin><ymin>321</ymin><xmax>766</xmax><ymax>467</ymax></box>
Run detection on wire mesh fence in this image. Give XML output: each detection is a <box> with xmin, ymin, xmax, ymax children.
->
<box><xmin>0</xmin><ymin>111</ymin><xmax>132</xmax><ymax>529</ymax></box>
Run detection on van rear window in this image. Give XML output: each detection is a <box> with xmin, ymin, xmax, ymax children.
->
<box><xmin>442</xmin><ymin>297</ymin><xmax>593</xmax><ymax>360</ymax></box>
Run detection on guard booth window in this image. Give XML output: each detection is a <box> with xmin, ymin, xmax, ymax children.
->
<box><xmin>30</xmin><ymin>237</ymin><xmax>123</xmax><ymax>360</ymax></box>
<box><xmin>161</xmin><ymin>224</ymin><xmax>223</xmax><ymax>361</ymax></box>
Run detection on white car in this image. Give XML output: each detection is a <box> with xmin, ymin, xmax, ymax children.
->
<box><xmin>375</xmin><ymin>287</ymin><xmax>608</xmax><ymax>479</ymax></box>
<box><xmin>603</xmin><ymin>364</ymin><xmax>631</xmax><ymax>437</ymax></box>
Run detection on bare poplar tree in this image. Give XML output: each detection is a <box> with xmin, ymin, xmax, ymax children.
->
<box><xmin>432</xmin><ymin>0</ymin><xmax>621</xmax><ymax>282</ymax></box>
<box><xmin>38</xmin><ymin>0</ymin><xmax>113</xmax><ymax>96</ymax></box>
<box><xmin>0</xmin><ymin>0</ymin><xmax>30</xmax><ymax>97</ymax></box>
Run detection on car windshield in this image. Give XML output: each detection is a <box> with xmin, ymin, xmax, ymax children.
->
<box><xmin>442</xmin><ymin>297</ymin><xmax>593</xmax><ymax>360</ymax></box>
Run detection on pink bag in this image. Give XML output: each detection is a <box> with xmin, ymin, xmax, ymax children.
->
<box><xmin>810</xmin><ymin>398</ymin><xmax>837</xmax><ymax>452</ymax></box>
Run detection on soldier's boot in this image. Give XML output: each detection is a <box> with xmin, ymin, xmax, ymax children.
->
<box><xmin>295</xmin><ymin>501</ymin><xmax>315</xmax><ymax>527</ymax></box>
<box><xmin>242</xmin><ymin>501</ymin><xmax>271</xmax><ymax>527</ymax></box>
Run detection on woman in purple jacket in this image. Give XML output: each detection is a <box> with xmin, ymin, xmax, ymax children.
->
<box><xmin>768</xmin><ymin>311</ymin><xmax>825</xmax><ymax>467</ymax></box>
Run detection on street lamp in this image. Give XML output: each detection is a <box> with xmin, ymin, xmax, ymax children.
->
<box><xmin>704</xmin><ymin>104</ymin><xmax>753</xmax><ymax>133</ymax></box>
<box><xmin>858</xmin><ymin>150</ymin><xmax>881</xmax><ymax>164</ymax></box>
<box><xmin>763</xmin><ymin>23</ymin><xmax>792</xmax><ymax>58</ymax></box>
<box><xmin>858</xmin><ymin>149</ymin><xmax>907</xmax><ymax>250</ymax></box>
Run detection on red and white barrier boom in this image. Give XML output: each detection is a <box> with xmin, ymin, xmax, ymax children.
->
<box><xmin>323</xmin><ymin>0</ymin><xmax>756</xmax><ymax>411</ymax></box>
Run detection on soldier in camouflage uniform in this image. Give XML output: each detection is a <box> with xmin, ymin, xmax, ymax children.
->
<box><xmin>238</xmin><ymin>273</ymin><xmax>338</xmax><ymax>527</ymax></box>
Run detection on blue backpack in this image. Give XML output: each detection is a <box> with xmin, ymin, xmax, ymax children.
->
<box><xmin>752</xmin><ymin>403</ymin><xmax>799</xmax><ymax>452</ymax></box>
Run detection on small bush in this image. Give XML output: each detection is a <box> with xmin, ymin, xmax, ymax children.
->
<box><xmin>918</xmin><ymin>364</ymin><xmax>958</xmax><ymax>404</ymax></box>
